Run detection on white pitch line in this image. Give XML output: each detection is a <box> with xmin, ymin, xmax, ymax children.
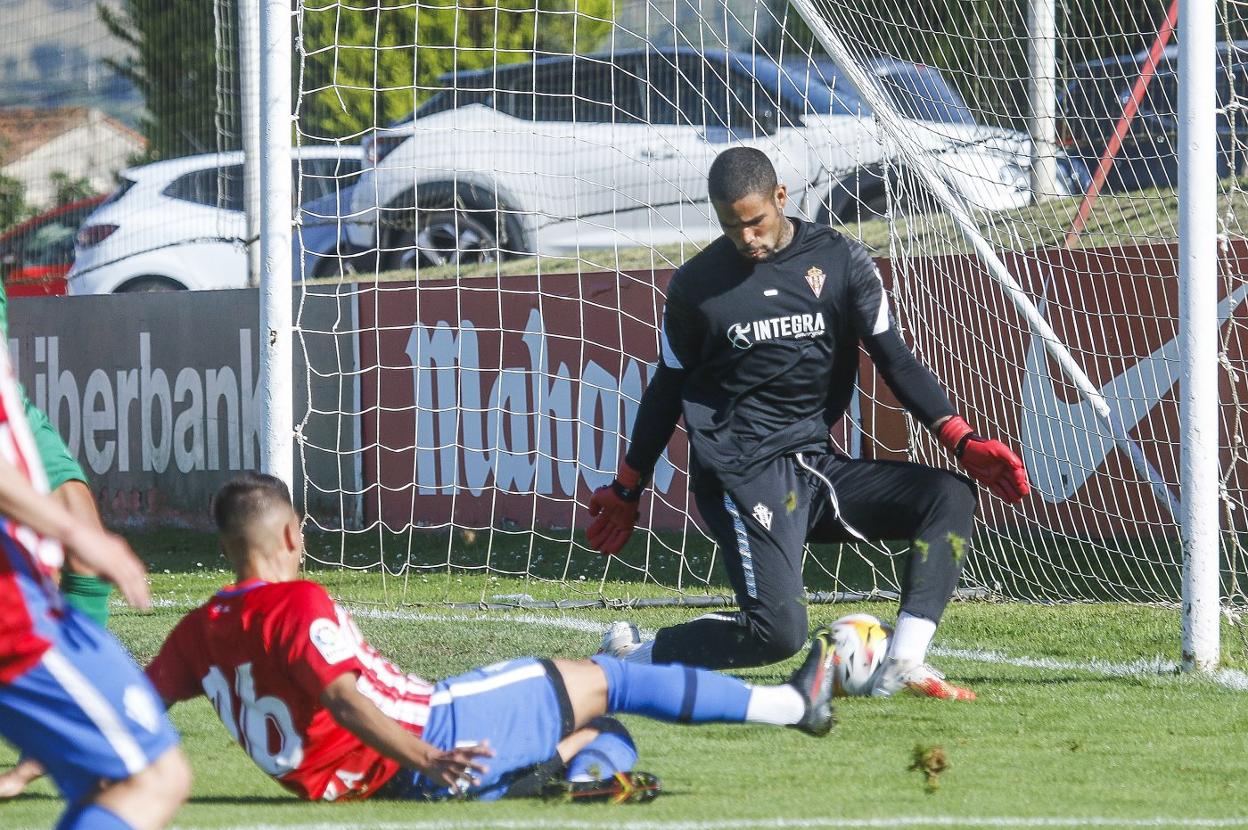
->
<box><xmin>143</xmin><ymin>598</ymin><xmax>1248</xmax><ymax>691</ymax></box>
<box><xmin>928</xmin><ymin>646</ymin><xmax>1248</xmax><ymax>692</ymax></box>
<box><xmin>152</xmin><ymin>817</ymin><xmax>1248</xmax><ymax>830</ymax></box>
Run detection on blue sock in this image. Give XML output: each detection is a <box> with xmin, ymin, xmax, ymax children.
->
<box><xmin>567</xmin><ymin>717</ymin><xmax>639</xmax><ymax>781</ymax></box>
<box><xmin>591</xmin><ymin>655</ymin><xmax>751</xmax><ymax>723</ymax></box>
<box><xmin>56</xmin><ymin>803</ymin><xmax>135</xmax><ymax>830</ymax></box>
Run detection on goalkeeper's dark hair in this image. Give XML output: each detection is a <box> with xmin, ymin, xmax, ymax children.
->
<box><xmin>707</xmin><ymin>147</ymin><xmax>778</xmax><ymax>204</ymax></box>
<box><xmin>213</xmin><ymin>472</ymin><xmax>294</xmax><ymax>542</ymax></box>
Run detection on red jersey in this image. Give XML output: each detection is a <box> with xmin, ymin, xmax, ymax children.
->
<box><xmin>0</xmin><ymin>345</ymin><xmax>65</xmax><ymax>684</ymax></box>
<box><xmin>146</xmin><ymin>579</ymin><xmax>435</xmax><ymax>801</ymax></box>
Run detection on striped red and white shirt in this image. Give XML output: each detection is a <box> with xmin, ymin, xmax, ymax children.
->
<box><xmin>0</xmin><ymin>345</ymin><xmax>65</xmax><ymax>684</ymax></box>
<box><xmin>146</xmin><ymin>579</ymin><xmax>434</xmax><ymax>801</ymax></box>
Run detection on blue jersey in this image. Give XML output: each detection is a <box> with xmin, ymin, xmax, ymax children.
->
<box><xmin>0</xmin><ymin>341</ymin><xmax>179</xmax><ymax>805</ymax></box>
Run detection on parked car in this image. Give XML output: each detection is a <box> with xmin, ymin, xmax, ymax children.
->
<box><xmin>1060</xmin><ymin>40</ymin><xmax>1248</xmax><ymax>194</ymax></box>
<box><xmin>795</xmin><ymin>57</ymin><xmax>977</xmax><ymax>126</ymax></box>
<box><xmin>0</xmin><ymin>195</ymin><xmax>107</xmax><ymax>296</ymax></box>
<box><xmin>792</xmin><ymin>56</ymin><xmax>1088</xmax><ymax>219</ymax></box>
<box><xmin>68</xmin><ymin>146</ymin><xmax>363</xmax><ymax>294</ymax></box>
<box><xmin>348</xmin><ymin>47</ymin><xmax>1085</xmax><ymax>269</ymax></box>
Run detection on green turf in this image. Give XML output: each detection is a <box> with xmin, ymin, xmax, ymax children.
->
<box><xmin>4</xmin><ymin>537</ymin><xmax>1248</xmax><ymax>828</ymax></box>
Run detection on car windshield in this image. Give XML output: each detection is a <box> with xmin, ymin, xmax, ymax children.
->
<box><xmin>874</xmin><ymin>64</ymin><xmax>974</xmax><ymax>124</ymax></box>
<box><xmin>733</xmin><ymin>55</ymin><xmax>843</xmax><ymax>117</ymax></box>
<box><xmin>9</xmin><ymin>218</ymin><xmax>79</xmax><ymax>268</ymax></box>
<box><xmin>783</xmin><ymin>59</ymin><xmax>871</xmax><ymax>116</ymax></box>
<box><xmin>1063</xmin><ymin>49</ymin><xmax>1248</xmax><ymax>123</ymax></box>
<box><xmin>418</xmin><ymin>52</ymin><xmax>856</xmax><ymax>122</ymax></box>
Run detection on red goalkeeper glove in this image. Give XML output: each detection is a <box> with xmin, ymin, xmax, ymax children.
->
<box><xmin>587</xmin><ymin>463</ymin><xmax>645</xmax><ymax>556</ymax></box>
<box><xmin>936</xmin><ymin>415</ymin><xmax>1030</xmax><ymax>504</ymax></box>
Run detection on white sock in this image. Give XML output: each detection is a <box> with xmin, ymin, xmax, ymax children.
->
<box><xmin>888</xmin><ymin>612</ymin><xmax>937</xmax><ymax>664</ymax></box>
<box><xmin>744</xmin><ymin>684</ymin><xmax>806</xmax><ymax>725</ymax></box>
<box><xmin>622</xmin><ymin>640</ymin><xmax>655</xmax><ymax>665</ymax></box>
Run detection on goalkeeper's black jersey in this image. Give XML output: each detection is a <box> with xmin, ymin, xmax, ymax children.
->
<box><xmin>625</xmin><ymin>218</ymin><xmax>956</xmax><ymax>491</ymax></box>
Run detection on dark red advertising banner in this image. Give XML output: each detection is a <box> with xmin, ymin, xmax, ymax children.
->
<box><xmin>358</xmin><ymin>241</ymin><xmax>1248</xmax><ymax>537</ymax></box>
<box><xmin>356</xmin><ymin>271</ymin><xmax>695</xmax><ymax>532</ymax></box>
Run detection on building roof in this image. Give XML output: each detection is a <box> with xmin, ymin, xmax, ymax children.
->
<box><xmin>0</xmin><ymin>107</ymin><xmax>145</xmax><ymax>166</ymax></box>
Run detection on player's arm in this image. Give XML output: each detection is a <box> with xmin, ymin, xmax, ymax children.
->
<box><xmin>0</xmin><ymin>455</ymin><xmax>150</xmax><ymax>607</ymax></box>
<box><xmin>848</xmin><ymin>247</ymin><xmax>1029</xmax><ymax>504</ymax></box>
<box><xmin>320</xmin><ymin>672</ymin><xmax>493</xmax><ymax>791</ymax></box>
<box><xmin>146</xmin><ymin>617</ymin><xmax>207</xmax><ymax>708</ymax></box>
<box><xmin>586</xmin><ymin>280</ymin><xmax>699</xmax><ymax>555</ymax></box>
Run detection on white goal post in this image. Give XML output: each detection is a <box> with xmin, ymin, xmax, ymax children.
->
<box><xmin>253</xmin><ymin>0</ymin><xmax>1231</xmax><ymax>668</ymax></box>
<box><xmin>1175</xmin><ymin>0</ymin><xmax>1219</xmax><ymax>671</ymax></box>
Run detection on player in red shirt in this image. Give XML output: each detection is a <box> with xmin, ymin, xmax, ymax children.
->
<box><xmin>0</xmin><ymin>345</ymin><xmax>190</xmax><ymax>830</ymax></box>
<box><xmin>145</xmin><ymin>472</ymin><xmax>841</xmax><ymax>803</ymax></box>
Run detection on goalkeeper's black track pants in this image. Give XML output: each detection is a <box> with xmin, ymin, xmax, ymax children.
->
<box><xmin>651</xmin><ymin>450</ymin><xmax>978</xmax><ymax>670</ymax></box>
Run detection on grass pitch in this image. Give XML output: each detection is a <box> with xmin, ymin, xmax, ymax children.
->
<box><xmin>4</xmin><ymin>531</ymin><xmax>1248</xmax><ymax>829</ymax></box>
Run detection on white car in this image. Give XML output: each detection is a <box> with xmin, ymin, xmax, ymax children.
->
<box><xmin>68</xmin><ymin>146</ymin><xmax>362</xmax><ymax>294</ymax></box>
<box><xmin>347</xmin><ymin>47</ymin><xmax>1085</xmax><ymax>269</ymax></box>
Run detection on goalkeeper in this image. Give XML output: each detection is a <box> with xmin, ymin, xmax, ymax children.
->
<box><xmin>588</xmin><ymin>148</ymin><xmax>1030</xmax><ymax>700</ymax></box>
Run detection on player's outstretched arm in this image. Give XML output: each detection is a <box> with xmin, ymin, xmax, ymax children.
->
<box><xmin>859</xmin><ymin>320</ymin><xmax>1030</xmax><ymax>504</ymax></box>
<box><xmin>0</xmin><ymin>456</ymin><xmax>150</xmax><ymax>608</ymax></box>
<box><xmin>320</xmin><ymin>672</ymin><xmax>494</xmax><ymax>792</ymax></box>
<box><xmin>935</xmin><ymin>415</ymin><xmax>1030</xmax><ymax>503</ymax></box>
<box><xmin>586</xmin><ymin>363</ymin><xmax>684</xmax><ymax>556</ymax></box>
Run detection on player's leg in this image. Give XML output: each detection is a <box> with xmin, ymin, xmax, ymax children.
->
<box><xmin>53</xmin><ymin>480</ymin><xmax>114</xmax><ymax>625</ymax></box>
<box><xmin>26</xmin><ymin>398</ymin><xmax>113</xmax><ymax>627</ymax></box>
<box><xmin>401</xmin><ymin>634</ymin><xmax>837</xmax><ymax>801</ymax></box>
<box><xmin>0</xmin><ymin>756</ymin><xmax>44</xmax><ymax>798</ymax></box>
<box><xmin>560</xmin><ymin>718</ymin><xmax>659</xmax><ymax>803</ymax></box>
<box><xmin>563</xmin><ymin>717</ymin><xmax>638</xmax><ymax>781</ymax></box>
<box><xmin>557</xmin><ymin>627</ymin><xmax>835</xmax><ymax>736</ymax></box>
<box><xmin>502</xmin><ymin>717</ymin><xmax>657</xmax><ymax>803</ymax></box>
<box><xmin>805</xmin><ymin>453</ymin><xmax>978</xmax><ymax>699</ymax></box>
<box><xmin>622</xmin><ymin>457</ymin><xmax>811</xmax><ymax>669</ymax></box>
<box><xmin>0</xmin><ymin>612</ymin><xmax>188</xmax><ymax>829</ymax></box>
<box><xmin>59</xmin><ymin>747</ymin><xmax>191</xmax><ymax>830</ymax></box>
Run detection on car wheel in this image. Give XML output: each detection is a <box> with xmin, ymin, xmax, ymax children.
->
<box><xmin>832</xmin><ymin>189</ymin><xmax>919</xmax><ymax>224</ymax></box>
<box><xmin>379</xmin><ymin>183</ymin><xmax>524</xmax><ymax>272</ymax></box>
<box><xmin>117</xmin><ymin>276</ymin><xmax>186</xmax><ymax>293</ymax></box>
<box><xmin>311</xmin><ymin>253</ymin><xmax>361</xmax><ymax>280</ymax></box>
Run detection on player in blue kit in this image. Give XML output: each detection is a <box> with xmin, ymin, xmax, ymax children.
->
<box><xmin>2</xmin><ymin>472</ymin><xmax>843</xmax><ymax>805</ymax></box>
<box><xmin>140</xmin><ymin>473</ymin><xmax>841</xmax><ymax>803</ymax></box>
<box><xmin>0</xmin><ymin>347</ymin><xmax>189</xmax><ymax>830</ymax></box>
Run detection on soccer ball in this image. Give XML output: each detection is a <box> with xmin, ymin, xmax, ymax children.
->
<box><xmin>829</xmin><ymin>614</ymin><xmax>892</xmax><ymax>697</ymax></box>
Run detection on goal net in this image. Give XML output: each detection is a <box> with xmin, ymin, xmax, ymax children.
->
<box><xmin>285</xmin><ymin>0</ymin><xmax>1248</xmax><ymax>613</ymax></box>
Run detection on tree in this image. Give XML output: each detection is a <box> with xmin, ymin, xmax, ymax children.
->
<box><xmin>48</xmin><ymin>171</ymin><xmax>97</xmax><ymax>207</ymax></box>
<box><xmin>299</xmin><ymin>0</ymin><xmax>616</xmax><ymax>139</ymax></box>
<box><xmin>0</xmin><ymin>175</ymin><xmax>28</xmax><ymax>234</ymax></box>
<box><xmin>99</xmin><ymin>0</ymin><xmax>238</xmax><ymax>160</ymax></box>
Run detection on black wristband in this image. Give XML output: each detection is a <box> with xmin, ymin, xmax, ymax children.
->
<box><xmin>953</xmin><ymin>432</ymin><xmax>984</xmax><ymax>459</ymax></box>
<box><xmin>610</xmin><ymin>477</ymin><xmax>646</xmax><ymax>502</ymax></box>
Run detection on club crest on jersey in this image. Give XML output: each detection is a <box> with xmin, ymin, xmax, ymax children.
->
<box><xmin>726</xmin><ymin>312</ymin><xmax>826</xmax><ymax>349</ymax></box>
<box><xmin>752</xmin><ymin>502</ymin><xmax>773</xmax><ymax>531</ymax></box>
<box><xmin>805</xmin><ymin>265</ymin><xmax>826</xmax><ymax>297</ymax></box>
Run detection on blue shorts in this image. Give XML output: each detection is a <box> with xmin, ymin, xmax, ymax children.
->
<box><xmin>382</xmin><ymin>657</ymin><xmax>573</xmax><ymax>801</ymax></box>
<box><xmin>0</xmin><ymin>607</ymin><xmax>180</xmax><ymax>802</ymax></box>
